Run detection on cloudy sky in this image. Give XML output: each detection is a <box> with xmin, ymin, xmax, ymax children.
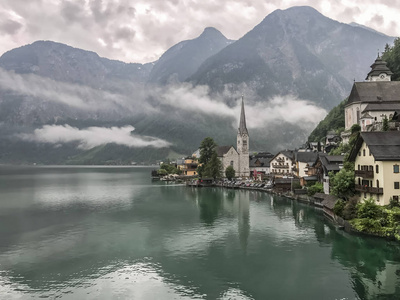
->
<box><xmin>1</xmin><ymin>0</ymin><xmax>399</xmax><ymax>64</ymax></box>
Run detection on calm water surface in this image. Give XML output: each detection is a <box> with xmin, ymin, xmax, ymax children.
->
<box><xmin>1</xmin><ymin>166</ymin><xmax>400</xmax><ymax>299</ymax></box>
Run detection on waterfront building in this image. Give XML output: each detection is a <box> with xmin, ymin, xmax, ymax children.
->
<box><xmin>177</xmin><ymin>156</ymin><xmax>199</xmax><ymax>176</ymax></box>
<box><xmin>309</xmin><ymin>154</ymin><xmax>344</xmax><ymax>194</ymax></box>
<box><xmin>269</xmin><ymin>150</ymin><xmax>295</xmax><ymax>177</ymax></box>
<box><xmin>349</xmin><ymin>131</ymin><xmax>400</xmax><ymax>205</ymax></box>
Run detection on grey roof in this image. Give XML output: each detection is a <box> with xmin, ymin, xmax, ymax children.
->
<box><xmin>296</xmin><ymin>151</ymin><xmax>318</xmax><ymax>163</ymax></box>
<box><xmin>363</xmin><ymin>103</ymin><xmax>400</xmax><ymax>112</ymax></box>
<box><xmin>216</xmin><ymin>145</ymin><xmax>236</xmax><ymax>157</ymax></box>
<box><xmin>238</xmin><ymin>96</ymin><xmax>248</xmax><ymax>135</ymax></box>
<box><xmin>250</xmin><ymin>157</ymin><xmax>272</xmax><ymax>168</ymax></box>
<box><xmin>318</xmin><ymin>154</ymin><xmax>344</xmax><ymax>174</ymax></box>
<box><xmin>349</xmin><ymin>132</ymin><xmax>400</xmax><ymax>161</ymax></box>
<box><xmin>360</xmin><ymin>112</ymin><xmax>373</xmax><ymax>119</ymax></box>
<box><xmin>366</xmin><ymin>56</ymin><xmax>393</xmax><ymax>79</ymax></box>
<box><xmin>347</xmin><ymin>81</ymin><xmax>400</xmax><ymax>105</ymax></box>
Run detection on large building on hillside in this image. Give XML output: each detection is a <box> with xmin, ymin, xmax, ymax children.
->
<box><xmin>217</xmin><ymin>97</ymin><xmax>250</xmax><ymax>178</ymax></box>
<box><xmin>344</xmin><ymin>56</ymin><xmax>400</xmax><ymax>135</ymax></box>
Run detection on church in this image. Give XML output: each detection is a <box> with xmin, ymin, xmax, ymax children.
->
<box><xmin>344</xmin><ymin>55</ymin><xmax>400</xmax><ymax>135</ymax></box>
<box><xmin>216</xmin><ymin>96</ymin><xmax>250</xmax><ymax>178</ymax></box>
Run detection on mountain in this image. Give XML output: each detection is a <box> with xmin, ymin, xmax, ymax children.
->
<box><xmin>0</xmin><ymin>40</ymin><xmax>153</xmax><ymax>89</ymax></box>
<box><xmin>0</xmin><ymin>6</ymin><xmax>396</xmax><ymax>164</ymax></box>
<box><xmin>188</xmin><ymin>6</ymin><xmax>394</xmax><ymax>109</ymax></box>
<box><xmin>148</xmin><ymin>27</ymin><xmax>233</xmax><ymax>85</ymax></box>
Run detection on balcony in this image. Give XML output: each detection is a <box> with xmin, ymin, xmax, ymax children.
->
<box><xmin>355</xmin><ymin>170</ymin><xmax>374</xmax><ymax>178</ymax></box>
<box><xmin>272</xmin><ymin>164</ymin><xmax>289</xmax><ymax>169</ymax></box>
<box><xmin>355</xmin><ymin>184</ymin><xmax>383</xmax><ymax>195</ymax></box>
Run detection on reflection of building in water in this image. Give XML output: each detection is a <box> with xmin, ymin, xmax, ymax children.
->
<box><xmin>221</xmin><ymin>190</ymin><xmax>250</xmax><ymax>252</ymax></box>
<box><xmin>237</xmin><ymin>191</ymin><xmax>250</xmax><ymax>252</ymax></box>
<box><xmin>359</xmin><ymin>262</ymin><xmax>400</xmax><ymax>297</ymax></box>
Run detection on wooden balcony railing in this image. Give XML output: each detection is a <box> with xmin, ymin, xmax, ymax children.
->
<box><xmin>355</xmin><ymin>170</ymin><xmax>374</xmax><ymax>178</ymax></box>
<box><xmin>355</xmin><ymin>184</ymin><xmax>383</xmax><ymax>195</ymax></box>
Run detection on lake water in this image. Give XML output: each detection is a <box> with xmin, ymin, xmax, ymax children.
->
<box><xmin>1</xmin><ymin>166</ymin><xmax>400</xmax><ymax>299</ymax></box>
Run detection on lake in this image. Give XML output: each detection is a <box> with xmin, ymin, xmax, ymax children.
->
<box><xmin>1</xmin><ymin>166</ymin><xmax>400</xmax><ymax>299</ymax></box>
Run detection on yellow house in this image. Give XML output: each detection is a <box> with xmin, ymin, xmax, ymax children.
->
<box><xmin>349</xmin><ymin>132</ymin><xmax>400</xmax><ymax>206</ymax></box>
<box><xmin>177</xmin><ymin>156</ymin><xmax>199</xmax><ymax>176</ymax></box>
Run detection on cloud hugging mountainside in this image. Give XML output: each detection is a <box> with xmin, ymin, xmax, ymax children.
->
<box><xmin>0</xmin><ymin>6</ymin><xmax>395</xmax><ymax>164</ymax></box>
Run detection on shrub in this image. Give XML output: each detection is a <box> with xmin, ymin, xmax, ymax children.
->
<box><xmin>357</xmin><ymin>198</ymin><xmax>383</xmax><ymax>219</ymax></box>
<box><xmin>333</xmin><ymin>200</ymin><xmax>345</xmax><ymax>217</ymax></box>
<box><xmin>342</xmin><ymin>197</ymin><xmax>358</xmax><ymax>220</ymax></box>
<box><xmin>307</xmin><ymin>182</ymin><xmax>323</xmax><ymax>196</ymax></box>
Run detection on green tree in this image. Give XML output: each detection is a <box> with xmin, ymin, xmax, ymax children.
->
<box><xmin>225</xmin><ymin>165</ymin><xmax>235</xmax><ymax>180</ymax></box>
<box><xmin>307</xmin><ymin>182</ymin><xmax>323</xmax><ymax>196</ymax></box>
<box><xmin>160</xmin><ymin>163</ymin><xmax>179</xmax><ymax>174</ymax></box>
<box><xmin>330</xmin><ymin>169</ymin><xmax>355</xmax><ymax>200</ymax></box>
<box><xmin>199</xmin><ymin>137</ymin><xmax>217</xmax><ymax>165</ymax></box>
<box><xmin>203</xmin><ymin>152</ymin><xmax>222</xmax><ymax>179</ymax></box>
<box><xmin>382</xmin><ymin>115</ymin><xmax>389</xmax><ymax>131</ymax></box>
<box><xmin>382</xmin><ymin>37</ymin><xmax>400</xmax><ymax>81</ymax></box>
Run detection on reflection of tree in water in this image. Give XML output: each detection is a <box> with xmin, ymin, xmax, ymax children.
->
<box><xmin>198</xmin><ymin>189</ymin><xmax>223</xmax><ymax>226</ymax></box>
<box><xmin>330</xmin><ymin>230</ymin><xmax>400</xmax><ymax>299</ymax></box>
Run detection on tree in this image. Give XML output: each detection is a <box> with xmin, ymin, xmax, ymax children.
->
<box><xmin>307</xmin><ymin>182</ymin><xmax>323</xmax><ymax>196</ymax></box>
<box><xmin>225</xmin><ymin>165</ymin><xmax>235</xmax><ymax>180</ymax></box>
<box><xmin>199</xmin><ymin>137</ymin><xmax>217</xmax><ymax>165</ymax></box>
<box><xmin>330</xmin><ymin>169</ymin><xmax>355</xmax><ymax>200</ymax></box>
<box><xmin>382</xmin><ymin>115</ymin><xmax>389</xmax><ymax>131</ymax></box>
<box><xmin>203</xmin><ymin>152</ymin><xmax>222</xmax><ymax>179</ymax></box>
<box><xmin>382</xmin><ymin>37</ymin><xmax>400</xmax><ymax>81</ymax></box>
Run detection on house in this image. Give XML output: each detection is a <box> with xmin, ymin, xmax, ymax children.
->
<box><xmin>325</xmin><ymin>131</ymin><xmax>341</xmax><ymax>153</ymax></box>
<box><xmin>270</xmin><ymin>150</ymin><xmax>295</xmax><ymax>177</ymax></box>
<box><xmin>309</xmin><ymin>154</ymin><xmax>344</xmax><ymax>194</ymax></box>
<box><xmin>348</xmin><ymin>131</ymin><xmax>400</xmax><ymax>206</ymax></box>
<box><xmin>177</xmin><ymin>156</ymin><xmax>199</xmax><ymax>176</ymax></box>
<box><xmin>249</xmin><ymin>152</ymin><xmax>274</xmax><ymax>179</ymax></box>
<box><xmin>343</xmin><ymin>55</ymin><xmax>400</xmax><ymax>142</ymax></box>
<box><xmin>295</xmin><ymin>151</ymin><xmax>319</xmax><ymax>186</ymax></box>
<box><xmin>217</xmin><ymin>96</ymin><xmax>250</xmax><ymax>178</ymax></box>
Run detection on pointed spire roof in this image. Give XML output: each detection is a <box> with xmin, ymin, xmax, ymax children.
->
<box><xmin>366</xmin><ymin>55</ymin><xmax>393</xmax><ymax>80</ymax></box>
<box><xmin>238</xmin><ymin>95</ymin><xmax>248</xmax><ymax>135</ymax></box>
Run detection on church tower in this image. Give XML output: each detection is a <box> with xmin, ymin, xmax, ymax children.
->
<box><xmin>237</xmin><ymin>96</ymin><xmax>250</xmax><ymax>177</ymax></box>
<box><xmin>366</xmin><ymin>54</ymin><xmax>393</xmax><ymax>81</ymax></box>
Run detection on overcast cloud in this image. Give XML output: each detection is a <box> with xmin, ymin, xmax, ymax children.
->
<box><xmin>0</xmin><ymin>0</ymin><xmax>399</xmax><ymax>63</ymax></box>
<box><xmin>19</xmin><ymin>125</ymin><xmax>171</xmax><ymax>149</ymax></box>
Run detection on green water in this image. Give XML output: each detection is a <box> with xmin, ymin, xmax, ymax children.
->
<box><xmin>1</xmin><ymin>166</ymin><xmax>400</xmax><ymax>299</ymax></box>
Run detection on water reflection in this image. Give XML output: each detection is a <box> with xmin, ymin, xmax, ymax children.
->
<box><xmin>1</xmin><ymin>167</ymin><xmax>400</xmax><ymax>299</ymax></box>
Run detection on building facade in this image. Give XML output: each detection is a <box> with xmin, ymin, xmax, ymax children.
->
<box><xmin>349</xmin><ymin>132</ymin><xmax>400</xmax><ymax>206</ymax></box>
<box><xmin>344</xmin><ymin>56</ymin><xmax>400</xmax><ymax>136</ymax></box>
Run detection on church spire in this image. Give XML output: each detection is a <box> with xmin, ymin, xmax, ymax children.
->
<box><xmin>238</xmin><ymin>95</ymin><xmax>248</xmax><ymax>135</ymax></box>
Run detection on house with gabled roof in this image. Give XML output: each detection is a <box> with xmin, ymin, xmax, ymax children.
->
<box><xmin>348</xmin><ymin>131</ymin><xmax>400</xmax><ymax>205</ymax></box>
<box><xmin>270</xmin><ymin>150</ymin><xmax>295</xmax><ymax>177</ymax></box>
<box><xmin>311</xmin><ymin>154</ymin><xmax>344</xmax><ymax>194</ymax></box>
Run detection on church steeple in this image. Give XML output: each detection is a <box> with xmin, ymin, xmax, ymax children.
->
<box><xmin>238</xmin><ymin>95</ymin><xmax>248</xmax><ymax>135</ymax></box>
<box><xmin>366</xmin><ymin>55</ymin><xmax>393</xmax><ymax>81</ymax></box>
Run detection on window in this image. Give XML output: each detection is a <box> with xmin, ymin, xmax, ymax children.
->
<box><xmin>363</xmin><ymin>149</ymin><xmax>366</xmax><ymax>156</ymax></box>
<box><xmin>376</xmin><ymin>165</ymin><xmax>379</xmax><ymax>174</ymax></box>
<box><xmin>358</xmin><ymin>178</ymin><xmax>361</xmax><ymax>185</ymax></box>
<box><xmin>230</xmin><ymin>161</ymin><xmax>234</xmax><ymax>166</ymax></box>
<box><xmin>359</xmin><ymin>151</ymin><xmax>361</xmax><ymax>157</ymax></box>
<box><xmin>394</xmin><ymin>165</ymin><xmax>399</xmax><ymax>173</ymax></box>
<box><xmin>393</xmin><ymin>196</ymin><xmax>399</xmax><ymax>203</ymax></box>
<box><xmin>395</xmin><ymin>182</ymin><xmax>400</xmax><ymax>189</ymax></box>
<box><xmin>358</xmin><ymin>165</ymin><xmax>360</xmax><ymax>170</ymax></box>
<box><xmin>377</xmin><ymin>180</ymin><xmax>379</xmax><ymax>188</ymax></box>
